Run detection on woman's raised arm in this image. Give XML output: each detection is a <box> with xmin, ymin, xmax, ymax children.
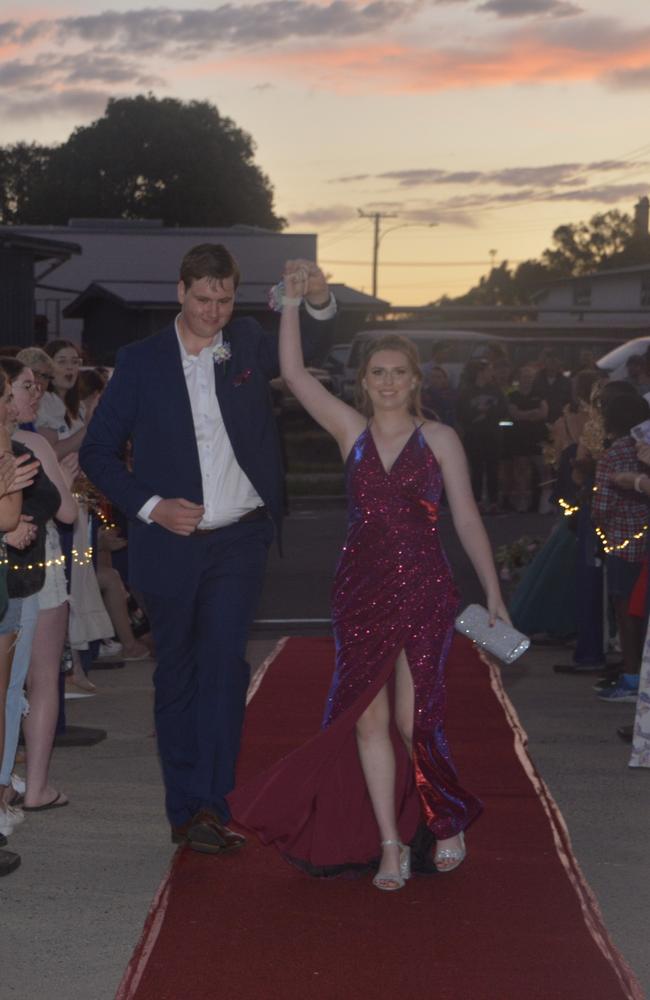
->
<box><xmin>279</xmin><ymin>264</ymin><xmax>363</xmax><ymax>453</ymax></box>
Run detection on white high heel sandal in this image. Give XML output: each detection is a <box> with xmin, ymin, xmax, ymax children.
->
<box><xmin>434</xmin><ymin>831</ymin><xmax>466</xmax><ymax>873</ymax></box>
<box><xmin>372</xmin><ymin>839</ymin><xmax>411</xmax><ymax>891</ymax></box>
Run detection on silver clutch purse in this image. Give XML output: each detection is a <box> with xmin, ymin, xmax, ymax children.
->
<box><xmin>454</xmin><ymin>604</ymin><xmax>530</xmax><ymax>664</ymax></box>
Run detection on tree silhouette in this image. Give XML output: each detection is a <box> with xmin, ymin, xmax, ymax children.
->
<box><xmin>437</xmin><ymin>209</ymin><xmax>650</xmax><ymax>306</ymax></box>
<box><xmin>0</xmin><ymin>95</ymin><xmax>285</xmax><ymax>230</ymax></box>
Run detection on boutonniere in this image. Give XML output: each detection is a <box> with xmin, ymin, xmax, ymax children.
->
<box><xmin>212</xmin><ymin>343</ymin><xmax>232</xmax><ymax>369</ymax></box>
<box><xmin>233</xmin><ymin>368</ymin><xmax>252</xmax><ymax>387</ymax></box>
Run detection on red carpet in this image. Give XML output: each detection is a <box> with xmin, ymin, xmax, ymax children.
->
<box><xmin>116</xmin><ymin>637</ymin><xmax>643</xmax><ymax>1000</ymax></box>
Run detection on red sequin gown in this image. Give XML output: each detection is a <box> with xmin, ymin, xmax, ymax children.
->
<box><xmin>229</xmin><ymin>426</ymin><xmax>482</xmax><ymax>871</ymax></box>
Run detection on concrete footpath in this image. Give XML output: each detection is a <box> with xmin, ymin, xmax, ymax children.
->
<box><xmin>1</xmin><ymin>509</ymin><xmax>649</xmax><ymax>1000</ymax></box>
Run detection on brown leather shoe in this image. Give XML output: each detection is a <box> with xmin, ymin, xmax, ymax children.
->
<box><xmin>172</xmin><ymin>810</ymin><xmax>246</xmax><ymax>854</ymax></box>
<box><xmin>192</xmin><ymin>811</ymin><xmax>246</xmax><ymax>853</ymax></box>
<box><xmin>170</xmin><ymin>818</ymin><xmax>194</xmax><ymax>845</ymax></box>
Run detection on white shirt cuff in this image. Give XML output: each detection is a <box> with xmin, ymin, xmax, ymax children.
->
<box><xmin>138</xmin><ymin>495</ymin><xmax>163</xmax><ymax>524</ymax></box>
<box><xmin>304</xmin><ymin>293</ymin><xmax>336</xmax><ymax>321</ymax></box>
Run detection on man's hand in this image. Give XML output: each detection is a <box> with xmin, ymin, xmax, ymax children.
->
<box><xmin>5</xmin><ymin>452</ymin><xmax>40</xmax><ymax>494</ymax></box>
<box><xmin>5</xmin><ymin>514</ymin><xmax>37</xmax><ymax>550</ymax></box>
<box><xmin>150</xmin><ymin>498</ymin><xmax>205</xmax><ymax>536</ymax></box>
<box><xmin>285</xmin><ymin>259</ymin><xmax>330</xmax><ymax>307</ymax></box>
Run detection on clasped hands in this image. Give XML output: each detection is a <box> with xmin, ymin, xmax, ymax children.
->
<box><xmin>5</xmin><ymin>514</ymin><xmax>37</xmax><ymax>550</ymax></box>
<box><xmin>283</xmin><ymin>259</ymin><xmax>329</xmax><ymax>307</ymax></box>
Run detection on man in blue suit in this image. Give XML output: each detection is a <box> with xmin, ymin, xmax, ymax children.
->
<box><xmin>80</xmin><ymin>243</ymin><xmax>335</xmax><ymax>854</ymax></box>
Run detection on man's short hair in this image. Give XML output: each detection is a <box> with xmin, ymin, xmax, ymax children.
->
<box><xmin>180</xmin><ymin>244</ymin><xmax>240</xmax><ymax>290</ymax></box>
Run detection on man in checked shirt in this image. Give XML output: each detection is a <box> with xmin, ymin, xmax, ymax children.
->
<box><xmin>592</xmin><ymin>392</ymin><xmax>650</xmax><ymax>687</ymax></box>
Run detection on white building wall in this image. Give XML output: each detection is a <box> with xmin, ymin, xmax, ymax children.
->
<box><xmin>538</xmin><ymin>271</ymin><xmax>650</xmax><ymax>326</ymax></box>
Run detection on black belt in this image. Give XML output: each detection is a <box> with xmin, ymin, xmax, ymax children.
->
<box><xmin>194</xmin><ymin>506</ymin><xmax>268</xmax><ymax>534</ymax></box>
<box><xmin>238</xmin><ymin>505</ymin><xmax>268</xmax><ymax>524</ymax></box>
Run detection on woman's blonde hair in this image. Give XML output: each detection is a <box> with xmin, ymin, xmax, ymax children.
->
<box><xmin>354</xmin><ymin>334</ymin><xmax>424</xmax><ymax>419</ymax></box>
<box><xmin>16</xmin><ymin>347</ymin><xmax>54</xmax><ymax>378</ymax></box>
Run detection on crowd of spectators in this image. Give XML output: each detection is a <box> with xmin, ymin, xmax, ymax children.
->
<box><xmin>421</xmin><ymin>343</ymin><xmax>597</xmax><ymax>515</ymax></box>
<box><xmin>0</xmin><ymin>341</ymin><xmax>153</xmax><ymax>877</ymax></box>
<box><xmin>420</xmin><ymin>340</ymin><xmax>650</xmax><ymax>767</ymax></box>
<box><xmin>504</xmin><ymin>346</ymin><xmax>650</xmax><ymax>767</ymax></box>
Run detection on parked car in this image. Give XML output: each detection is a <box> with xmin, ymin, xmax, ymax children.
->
<box><xmin>596</xmin><ymin>337</ymin><xmax>650</xmax><ymax>381</ymax></box>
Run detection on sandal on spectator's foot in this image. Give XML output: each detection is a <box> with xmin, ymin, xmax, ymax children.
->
<box><xmin>372</xmin><ymin>839</ymin><xmax>411</xmax><ymax>891</ymax></box>
<box><xmin>434</xmin><ymin>832</ymin><xmax>466</xmax><ymax>873</ymax></box>
<box><xmin>23</xmin><ymin>792</ymin><xmax>69</xmax><ymax>812</ymax></box>
<box><xmin>66</xmin><ymin>674</ymin><xmax>97</xmax><ymax>694</ymax></box>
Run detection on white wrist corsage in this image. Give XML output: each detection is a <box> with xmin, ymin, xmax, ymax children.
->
<box><xmin>268</xmin><ymin>281</ymin><xmax>302</xmax><ymax>312</ymax></box>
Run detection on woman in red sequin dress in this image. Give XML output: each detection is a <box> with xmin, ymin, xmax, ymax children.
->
<box><xmin>229</xmin><ymin>266</ymin><xmax>509</xmax><ymax>889</ymax></box>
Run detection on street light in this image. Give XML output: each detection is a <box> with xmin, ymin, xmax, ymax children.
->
<box><xmin>358</xmin><ymin>211</ymin><xmax>438</xmax><ymax>297</ymax></box>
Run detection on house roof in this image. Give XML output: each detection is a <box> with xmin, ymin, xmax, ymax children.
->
<box><xmin>0</xmin><ymin>228</ymin><xmax>81</xmax><ymax>262</ymax></box>
<box><xmin>534</xmin><ymin>263</ymin><xmax>650</xmax><ymax>298</ymax></box>
<box><xmin>11</xmin><ymin>223</ymin><xmax>320</xmax><ymax>293</ymax></box>
<box><xmin>63</xmin><ymin>280</ymin><xmax>388</xmax><ymax>318</ymax></box>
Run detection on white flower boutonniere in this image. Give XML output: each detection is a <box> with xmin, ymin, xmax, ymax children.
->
<box><xmin>212</xmin><ymin>343</ymin><xmax>232</xmax><ymax>365</ymax></box>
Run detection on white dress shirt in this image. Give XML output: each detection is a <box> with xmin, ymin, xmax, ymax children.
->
<box><xmin>138</xmin><ymin>295</ymin><xmax>336</xmax><ymax>527</ymax></box>
<box><xmin>139</xmin><ymin>320</ymin><xmax>263</xmax><ymax>528</ymax></box>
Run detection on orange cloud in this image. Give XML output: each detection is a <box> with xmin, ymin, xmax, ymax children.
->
<box><xmin>191</xmin><ymin>34</ymin><xmax>650</xmax><ymax>95</ymax></box>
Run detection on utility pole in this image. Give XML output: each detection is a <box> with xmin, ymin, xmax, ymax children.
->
<box><xmin>358</xmin><ymin>209</ymin><xmax>398</xmax><ymax>297</ymax></box>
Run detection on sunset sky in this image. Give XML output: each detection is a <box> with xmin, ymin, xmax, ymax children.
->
<box><xmin>2</xmin><ymin>0</ymin><xmax>650</xmax><ymax>305</ymax></box>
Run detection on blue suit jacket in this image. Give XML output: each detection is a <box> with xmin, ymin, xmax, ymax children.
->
<box><xmin>80</xmin><ymin>313</ymin><xmax>331</xmax><ymax>596</ymax></box>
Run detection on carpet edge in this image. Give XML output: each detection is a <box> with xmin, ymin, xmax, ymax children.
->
<box><xmin>481</xmin><ymin>651</ymin><xmax>645</xmax><ymax>1000</ymax></box>
<box><xmin>246</xmin><ymin>636</ymin><xmax>289</xmax><ymax>704</ymax></box>
<box><xmin>114</xmin><ymin>850</ymin><xmax>181</xmax><ymax>1000</ymax></box>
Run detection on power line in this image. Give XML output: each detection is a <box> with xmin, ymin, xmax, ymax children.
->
<box><xmin>321</xmin><ymin>259</ymin><xmax>525</xmax><ymax>267</ymax></box>
<box><xmin>318</xmin><ymin>219</ymin><xmax>370</xmax><ymax>248</ymax></box>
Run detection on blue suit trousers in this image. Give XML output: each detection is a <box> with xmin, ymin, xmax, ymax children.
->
<box><xmin>142</xmin><ymin>518</ymin><xmax>273</xmax><ymax>826</ymax></box>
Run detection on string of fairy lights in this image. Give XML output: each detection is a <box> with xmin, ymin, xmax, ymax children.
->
<box><xmin>0</xmin><ymin>498</ymin><xmax>118</xmax><ymax>571</ymax></box>
<box><xmin>557</xmin><ymin>489</ymin><xmax>650</xmax><ymax>555</ymax></box>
